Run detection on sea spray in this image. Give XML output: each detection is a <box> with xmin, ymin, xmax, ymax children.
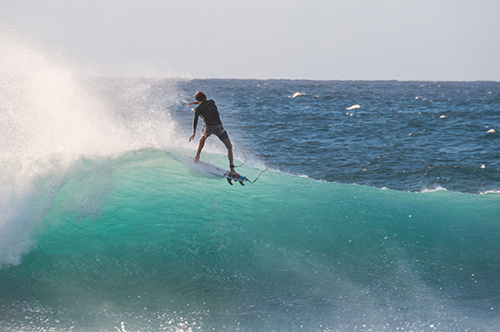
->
<box><xmin>0</xmin><ymin>30</ymin><xmax>186</xmax><ymax>268</ymax></box>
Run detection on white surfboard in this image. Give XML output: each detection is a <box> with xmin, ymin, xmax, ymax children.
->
<box><xmin>194</xmin><ymin>159</ymin><xmax>250</xmax><ymax>185</ymax></box>
<box><xmin>176</xmin><ymin>154</ymin><xmax>250</xmax><ymax>186</ymax></box>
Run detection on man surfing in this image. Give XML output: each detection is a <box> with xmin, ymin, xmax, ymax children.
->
<box><xmin>188</xmin><ymin>91</ymin><xmax>239</xmax><ymax>176</ymax></box>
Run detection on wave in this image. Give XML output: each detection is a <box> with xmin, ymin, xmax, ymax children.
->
<box><xmin>1</xmin><ymin>150</ymin><xmax>499</xmax><ymax>331</ymax></box>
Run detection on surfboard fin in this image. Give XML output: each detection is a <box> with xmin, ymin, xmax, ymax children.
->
<box><xmin>227</xmin><ymin>176</ymin><xmax>246</xmax><ymax>186</ymax></box>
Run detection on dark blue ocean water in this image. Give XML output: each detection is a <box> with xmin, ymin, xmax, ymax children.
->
<box><xmin>1</xmin><ymin>42</ymin><xmax>500</xmax><ymax>332</ymax></box>
<box><xmin>173</xmin><ymin>79</ymin><xmax>500</xmax><ymax>194</ymax></box>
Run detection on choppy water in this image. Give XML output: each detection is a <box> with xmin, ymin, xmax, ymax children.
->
<box><xmin>172</xmin><ymin>79</ymin><xmax>500</xmax><ymax>193</ymax></box>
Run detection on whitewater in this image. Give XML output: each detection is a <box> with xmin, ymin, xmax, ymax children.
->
<box><xmin>1</xmin><ymin>32</ymin><xmax>500</xmax><ymax>332</ymax></box>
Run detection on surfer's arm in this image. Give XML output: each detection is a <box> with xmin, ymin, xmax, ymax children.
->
<box><xmin>192</xmin><ymin>113</ymin><xmax>199</xmax><ymax>133</ymax></box>
<box><xmin>190</xmin><ymin>112</ymin><xmax>200</xmax><ymax>142</ymax></box>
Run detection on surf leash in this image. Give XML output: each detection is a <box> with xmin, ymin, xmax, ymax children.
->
<box><xmin>234</xmin><ymin>147</ymin><xmax>270</xmax><ymax>183</ymax></box>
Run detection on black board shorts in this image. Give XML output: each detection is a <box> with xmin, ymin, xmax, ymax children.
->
<box><xmin>203</xmin><ymin>124</ymin><xmax>229</xmax><ymax>141</ymax></box>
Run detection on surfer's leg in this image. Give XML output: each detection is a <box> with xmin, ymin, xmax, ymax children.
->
<box><xmin>222</xmin><ymin>138</ymin><xmax>239</xmax><ymax>176</ymax></box>
<box><xmin>194</xmin><ymin>135</ymin><xmax>207</xmax><ymax>162</ymax></box>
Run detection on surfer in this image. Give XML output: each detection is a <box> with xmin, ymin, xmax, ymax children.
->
<box><xmin>188</xmin><ymin>91</ymin><xmax>239</xmax><ymax>176</ymax></box>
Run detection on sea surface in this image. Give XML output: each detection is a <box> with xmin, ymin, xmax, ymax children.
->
<box><xmin>1</xmin><ymin>36</ymin><xmax>500</xmax><ymax>332</ymax></box>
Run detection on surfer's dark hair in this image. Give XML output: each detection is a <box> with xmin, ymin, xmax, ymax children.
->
<box><xmin>195</xmin><ymin>91</ymin><xmax>207</xmax><ymax>102</ymax></box>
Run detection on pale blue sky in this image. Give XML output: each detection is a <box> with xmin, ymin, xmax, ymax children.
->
<box><xmin>1</xmin><ymin>0</ymin><xmax>499</xmax><ymax>80</ymax></box>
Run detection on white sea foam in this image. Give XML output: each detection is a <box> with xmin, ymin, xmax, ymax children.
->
<box><xmin>418</xmin><ymin>186</ymin><xmax>448</xmax><ymax>193</ymax></box>
<box><xmin>480</xmin><ymin>189</ymin><xmax>500</xmax><ymax>195</ymax></box>
<box><xmin>346</xmin><ymin>104</ymin><xmax>361</xmax><ymax>110</ymax></box>
<box><xmin>291</xmin><ymin>92</ymin><xmax>306</xmax><ymax>98</ymax></box>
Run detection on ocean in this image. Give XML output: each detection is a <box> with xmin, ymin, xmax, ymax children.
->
<box><xmin>1</xmin><ymin>37</ymin><xmax>500</xmax><ymax>332</ymax></box>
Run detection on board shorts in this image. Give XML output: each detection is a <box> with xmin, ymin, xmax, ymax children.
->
<box><xmin>203</xmin><ymin>124</ymin><xmax>229</xmax><ymax>141</ymax></box>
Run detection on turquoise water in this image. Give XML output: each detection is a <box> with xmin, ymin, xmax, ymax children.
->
<box><xmin>1</xmin><ymin>150</ymin><xmax>499</xmax><ymax>331</ymax></box>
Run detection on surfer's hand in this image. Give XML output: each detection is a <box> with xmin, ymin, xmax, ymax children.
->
<box><xmin>187</xmin><ymin>101</ymin><xmax>198</xmax><ymax>107</ymax></box>
<box><xmin>189</xmin><ymin>132</ymin><xmax>195</xmax><ymax>142</ymax></box>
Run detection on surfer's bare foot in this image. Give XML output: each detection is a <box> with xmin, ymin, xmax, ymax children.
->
<box><xmin>194</xmin><ymin>156</ymin><xmax>200</xmax><ymax>163</ymax></box>
<box><xmin>228</xmin><ymin>163</ymin><xmax>239</xmax><ymax>176</ymax></box>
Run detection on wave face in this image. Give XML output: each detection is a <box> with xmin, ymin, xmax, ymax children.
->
<box><xmin>1</xmin><ymin>151</ymin><xmax>500</xmax><ymax>331</ymax></box>
<box><xmin>1</xmin><ymin>30</ymin><xmax>500</xmax><ymax>331</ymax></box>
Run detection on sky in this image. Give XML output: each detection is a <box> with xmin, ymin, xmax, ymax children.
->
<box><xmin>1</xmin><ymin>0</ymin><xmax>499</xmax><ymax>81</ymax></box>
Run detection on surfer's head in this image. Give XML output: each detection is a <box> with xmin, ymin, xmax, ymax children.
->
<box><xmin>195</xmin><ymin>91</ymin><xmax>207</xmax><ymax>102</ymax></box>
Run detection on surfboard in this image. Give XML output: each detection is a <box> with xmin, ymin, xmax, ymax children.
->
<box><xmin>195</xmin><ymin>160</ymin><xmax>250</xmax><ymax>186</ymax></box>
<box><xmin>183</xmin><ymin>157</ymin><xmax>250</xmax><ymax>186</ymax></box>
